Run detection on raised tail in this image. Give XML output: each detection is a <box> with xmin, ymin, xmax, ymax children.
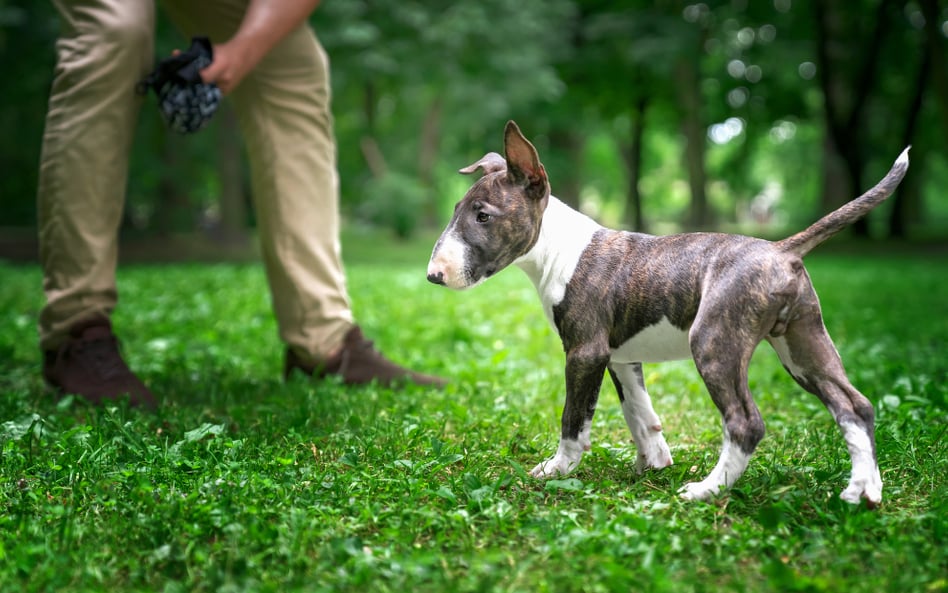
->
<box><xmin>776</xmin><ymin>147</ymin><xmax>910</xmax><ymax>257</ymax></box>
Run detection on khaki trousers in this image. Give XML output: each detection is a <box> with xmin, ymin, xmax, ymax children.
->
<box><xmin>38</xmin><ymin>0</ymin><xmax>354</xmax><ymax>363</ymax></box>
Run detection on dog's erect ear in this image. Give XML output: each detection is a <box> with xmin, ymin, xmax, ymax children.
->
<box><xmin>504</xmin><ymin>121</ymin><xmax>549</xmax><ymax>200</ymax></box>
<box><xmin>459</xmin><ymin>152</ymin><xmax>507</xmax><ymax>176</ymax></box>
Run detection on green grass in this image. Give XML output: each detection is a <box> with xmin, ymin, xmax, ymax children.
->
<box><xmin>1</xmin><ymin>233</ymin><xmax>946</xmax><ymax>593</ymax></box>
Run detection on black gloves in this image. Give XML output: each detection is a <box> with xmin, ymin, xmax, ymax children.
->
<box><xmin>136</xmin><ymin>37</ymin><xmax>222</xmax><ymax>134</ymax></box>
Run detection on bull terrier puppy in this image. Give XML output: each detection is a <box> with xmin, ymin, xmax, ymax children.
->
<box><xmin>428</xmin><ymin>121</ymin><xmax>908</xmax><ymax>507</ymax></box>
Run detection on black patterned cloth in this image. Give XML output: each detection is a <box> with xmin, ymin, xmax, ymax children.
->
<box><xmin>136</xmin><ymin>37</ymin><xmax>222</xmax><ymax>134</ymax></box>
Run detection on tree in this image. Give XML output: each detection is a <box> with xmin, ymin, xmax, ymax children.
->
<box><xmin>889</xmin><ymin>0</ymin><xmax>947</xmax><ymax>238</ymax></box>
<box><xmin>815</xmin><ymin>0</ymin><xmax>898</xmax><ymax>237</ymax></box>
<box><xmin>1</xmin><ymin>0</ymin><xmax>945</xmax><ymax>244</ymax></box>
<box><xmin>557</xmin><ymin>1</ymin><xmax>699</xmax><ymax>231</ymax></box>
<box><xmin>317</xmin><ymin>0</ymin><xmax>573</xmax><ymax>236</ymax></box>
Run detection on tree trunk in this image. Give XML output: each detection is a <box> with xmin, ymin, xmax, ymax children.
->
<box><xmin>359</xmin><ymin>80</ymin><xmax>387</xmax><ymax>178</ymax></box>
<box><xmin>889</xmin><ymin>0</ymin><xmax>948</xmax><ymax>238</ymax></box>
<box><xmin>842</xmin><ymin>149</ymin><xmax>869</xmax><ymax>236</ymax></box>
<box><xmin>418</xmin><ymin>97</ymin><xmax>442</xmax><ymax>227</ymax></box>
<box><xmin>920</xmin><ymin>0</ymin><xmax>948</xmax><ymax>143</ymax></box>
<box><xmin>622</xmin><ymin>96</ymin><xmax>649</xmax><ymax>232</ymax></box>
<box><xmin>675</xmin><ymin>54</ymin><xmax>709</xmax><ymax>229</ymax></box>
<box><xmin>819</xmin><ymin>135</ymin><xmax>850</xmax><ymax>219</ymax></box>
<box><xmin>888</xmin><ymin>41</ymin><xmax>931</xmax><ymax>238</ymax></box>
<box><xmin>153</xmin><ymin>124</ymin><xmax>186</xmax><ymax>236</ymax></box>
<box><xmin>215</xmin><ymin>104</ymin><xmax>249</xmax><ymax>245</ymax></box>
<box><xmin>546</xmin><ymin>127</ymin><xmax>584</xmax><ymax>210</ymax></box>
<box><xmin>814</xmin><ymin>0</ymin><xmax>895</xmax><ymax>237</ymax></box>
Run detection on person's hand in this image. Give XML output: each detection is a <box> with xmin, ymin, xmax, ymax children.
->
<box><xmin>198</xmin><ymin>40</ymin><xmax>262</xmax><ymax>95</ymax></box>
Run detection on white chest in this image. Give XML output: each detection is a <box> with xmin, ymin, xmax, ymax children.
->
<box><xmin>515</xmin><ymin>197</ymin><xmax>601</xmax><ymax>325</ymax></box>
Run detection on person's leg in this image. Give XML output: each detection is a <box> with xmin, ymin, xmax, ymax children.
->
<box><xmin>162</xmin><ymin>0</ymin><xmax>354</xmax><ymax>362</ymax></box>
<box><xmin>39</xmin><ymin>0</ymin><xmax>155</xmax><ymax>350</ymax></box>
<box><xmin>38</xmin><ymin>0</ymin><xmax>157</xmax><ymax>408</ymax></box>
<box><xmin>230</xmin><ymin>29</ymin><xmax>356</xmax><ymax>362</ymax></box>
<box><xmin>162</xmin><ymin>1</ymin><xmax>444</xmax><ymax>387</ymax></box>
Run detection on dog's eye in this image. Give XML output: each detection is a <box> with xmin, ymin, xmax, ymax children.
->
<box><xmin>476</xmin><ymin>212</ymin><xmax>491</xmax><ymax>223</ymax></box>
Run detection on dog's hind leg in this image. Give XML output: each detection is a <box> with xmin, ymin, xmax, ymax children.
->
<box><xmin>608</xmin><ymin>363</ymin><xmax>673</xmax><ymax>473</ymax></box>
<box><xmin>680</xmin><ymin>322</ymin><xmax>765</xmax><ymax>501</ymax></box>
<box><xmin>768</xmin><ymin>314</ymin><xmax>882</xmax><ymax>507</ymax></box>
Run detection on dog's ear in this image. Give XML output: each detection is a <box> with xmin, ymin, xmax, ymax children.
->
<box><xmin>504</xmin><ymin>121</ymin><xmax>549</xmax><ymax>200</ymax></box>
<box><xmin>459</xmin><ymin>152</ymin><xmax>507</xmax><ymax>176</ymax></box>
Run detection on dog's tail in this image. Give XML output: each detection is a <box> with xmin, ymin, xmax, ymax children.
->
<box><xmin>776</xmin><ymin>147</ymin><xmax>910</xmax><ymax>257</ymax></box>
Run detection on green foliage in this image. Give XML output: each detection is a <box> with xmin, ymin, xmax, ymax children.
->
<box><xmin>358</xmin><ymin>172</ymin><xmax>428</xmax><ymax>239</ymax></box>
<box><xmin>0</xmin><ymin>1</ymin><xmax>56</xmax><ymax>224</ymax></box>
<box><xmin>2</xmin><ymin>0</ymin><xmax>945</xmax><ymax>238</ymax></box>
<box><xmin>0</xmin><ymin>238</ymin><xmax>946</xmax><ymax>592</ymax></box>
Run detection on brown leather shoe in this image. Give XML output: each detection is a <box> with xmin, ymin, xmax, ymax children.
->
<box><xmin>284</xmin><ymin>326</ymin><xmax>447</xmax><ymax>388</ymax></box>
<box><xmin>43</xmin><ymin>318</ymin><xmax>157</xmax><ymax>410</ymax></box>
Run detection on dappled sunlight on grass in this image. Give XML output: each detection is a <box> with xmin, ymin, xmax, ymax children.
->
<box><xmin>0</xmin><ymin>247</ymin><xmax>945</xmax><ymax>592</ymax></box>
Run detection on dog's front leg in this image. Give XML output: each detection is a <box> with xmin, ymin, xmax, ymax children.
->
<box><xmin>530</xmin><ymin>344</ymin><xmax>609</xmax><ymax>479</ymax></box>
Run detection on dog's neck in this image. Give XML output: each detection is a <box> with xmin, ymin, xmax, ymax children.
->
<box><xmin>514</xmin><ymin>196</ymin><xmax>603</xmax><ymax>322</ymax></box>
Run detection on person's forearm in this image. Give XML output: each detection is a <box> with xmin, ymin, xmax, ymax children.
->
<box><xmin>200</xmin><ymin>0</ymin><xmax>322</xmax><ymax>94</ymax></box>
<box><xmin>230</xmin><ymin>0</ymin><xmax>322</xmax><ymax>67</ymax></box>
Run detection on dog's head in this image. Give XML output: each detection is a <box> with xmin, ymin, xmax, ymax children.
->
<box><xmin>427</xmin><ymin>121</ymin><xmax>550</xmax><ymax>289</ymax></box>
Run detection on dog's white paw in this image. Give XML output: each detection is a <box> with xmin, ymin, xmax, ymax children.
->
<box><xmin>634</xmin><ymin>435</ymin><xmax>674</xmax><ymax>474</ymax></box>
<box><xmin>840</xmin><ymin>468</ymin><xmax>883</xmax><ymax>508</ymax></box>
<box><xmin>529</xmin><ymin>454</ymin><xmax>579</xmax><ymax>479</ymax></box>
<box><xmin>678</xmin><ymin>480</ymin><xmax>722</xmax><ymax>502</ymax></box>
<box><xmin>529</xmin><ymin>437</ymin><xmax>586</xmax><ymax>479</ymax></box>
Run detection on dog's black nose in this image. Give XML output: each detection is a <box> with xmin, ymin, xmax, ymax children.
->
<box><xmin>427</xmin><ymin>271</ymin><xmax>445</xmax><ymax>285</ymax></box>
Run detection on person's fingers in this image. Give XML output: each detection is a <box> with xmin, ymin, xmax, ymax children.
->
<box><xmin>199</xmin><ymin>63</ymin><xmax>217</xmax><ymax>85</ymax></box>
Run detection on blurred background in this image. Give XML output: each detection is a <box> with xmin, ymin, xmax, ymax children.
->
<box><xmin>1</xmin><ymin>0</ymin><xmax>946</xmax><ymax>260</ymax></box>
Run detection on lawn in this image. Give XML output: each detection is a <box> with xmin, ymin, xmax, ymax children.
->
<box><xmin>1</xmin><ymin>231</ymin><xmax>946</xmax><ymax>593</ymax></box>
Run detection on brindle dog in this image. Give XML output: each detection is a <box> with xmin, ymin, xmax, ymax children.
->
<box><xmin>428</xmin><ymin>121</ymin><xmax>908</xmax><ymax>507</ymax></box>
